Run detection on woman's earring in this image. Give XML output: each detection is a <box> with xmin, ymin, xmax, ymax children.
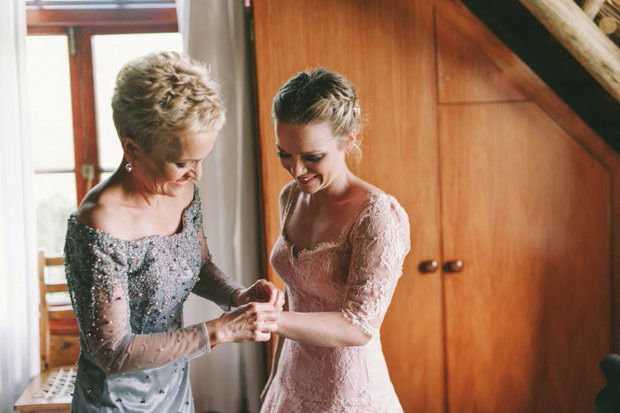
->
<box><xmin>125</xmin><ymin>162</ymin><xmax>133</xmax><ymax>172</ymax></box>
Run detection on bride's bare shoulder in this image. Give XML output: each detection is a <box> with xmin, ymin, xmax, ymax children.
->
<box><xmin>351</xmin><ymin>177</ymin><xmax>385</xmax><ymax>199</ymax></box>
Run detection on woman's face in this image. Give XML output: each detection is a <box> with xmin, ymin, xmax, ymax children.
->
<box><xmin>275</xmin><ymin>122</ymin><xmax>349</xmax><ymax>194</ymax></box>
<box><xmin>129</xmin><ymin>130</ymin><xmax>218</xmax><ymax>197</ymax></box>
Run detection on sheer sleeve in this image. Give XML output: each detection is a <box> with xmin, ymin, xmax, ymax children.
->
<box><xmin>64</xmin><ymin>233</ymin><xmax>210</xmax><ymax>375</ymax></box>
<box><xmin>189</xmin><ymin>188</ymin><xmax>243</xmax><ymax>310</ymax></box>
<box><xmin>341</xmin><ymin>195</ymin><xmax>411</xmax><ymax>339</ymax></box>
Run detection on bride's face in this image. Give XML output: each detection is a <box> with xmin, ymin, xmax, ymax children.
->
<box><xmin>275</xmin><ymin>122</ymin><xmax>349</xmax><ymax>194</ymax></box>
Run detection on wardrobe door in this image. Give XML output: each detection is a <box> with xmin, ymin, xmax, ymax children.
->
<box><xmin>439</xmin><ymin>101</ymin><xmax>611</xmax><ymax>412</ymax></box>
<box><xmin>252</xmin><ymin>0</ymin><xmax>444</xmax><ymax>410</ymax></box>
<box><xmin>434</xmin><ymin>5</ymin><xmax>615</xmax><ymax>409</ymax></box>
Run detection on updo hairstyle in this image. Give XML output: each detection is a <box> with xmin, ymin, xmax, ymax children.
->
<box><xmin>272</xmin><ymin>68</ymin><xmax>362</xmax><ymax>163</ymax></box>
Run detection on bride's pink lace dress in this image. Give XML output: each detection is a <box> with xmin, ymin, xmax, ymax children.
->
<box><xmin>261</xmin><ymin>182</ymin><xmax>411</xmax><ymax>413</ymax></box>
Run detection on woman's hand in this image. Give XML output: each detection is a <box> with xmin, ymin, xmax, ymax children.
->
<box><xmin>233</xmin><ymin>279</ymin><xmax>285</xmax><ymax>311</ymax></box>
<box><xmin>207</xmin><ymin>302</ymin><xmax>280</xmax><ymax>346</ymax></box>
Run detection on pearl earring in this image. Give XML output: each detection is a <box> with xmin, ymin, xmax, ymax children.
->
<box><xmin>125</xmin><ymin>162</ymin><xmax>134</xmax><ymax>172</ymax></box>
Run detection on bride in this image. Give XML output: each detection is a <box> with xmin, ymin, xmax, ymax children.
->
<box><xmin>260</xmin><ymin>68</ymin><xmax>411</xmax><ymax>412</ymax></box>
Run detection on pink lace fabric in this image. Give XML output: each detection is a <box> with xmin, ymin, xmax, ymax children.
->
<box><xmin>261</xmin><ymin>182</ymin><xmax>411</xmax><ymax>412</ymax></box>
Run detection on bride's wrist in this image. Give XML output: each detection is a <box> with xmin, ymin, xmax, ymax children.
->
<box><xmin>231</xmin><ymin>288</ymin><xmax>245</xmax><ymax>307</ymax></box>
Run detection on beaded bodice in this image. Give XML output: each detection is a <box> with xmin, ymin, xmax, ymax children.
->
<box><xmin>63</xmin><ymin>186</ymin><xmax>237</xmax><ymax>411</ymax></box>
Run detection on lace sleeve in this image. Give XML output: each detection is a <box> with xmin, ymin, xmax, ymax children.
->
<box><xmin>341</xmin><ymin>196</ymin><xmax>411</xmax><ymax>339</ymax></box>
<box><xmin>189</xmin><ymin>187</ymin><xmax>243</xmax><ymax>310</ymax></box>
<box><xmin>64</xmin><ymin>234</ymin><xmax>210</xmax><ymax>375</ymax></box>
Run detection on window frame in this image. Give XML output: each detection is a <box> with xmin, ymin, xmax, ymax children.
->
<box><xmin>27</xmin><ymin>6</ymin><xmax>178</xmax><ymax>203</ymax></box>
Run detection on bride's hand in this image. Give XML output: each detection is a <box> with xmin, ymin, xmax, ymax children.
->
<box><xmin>211</xmin><ymin>302</ymin><xmax>280</xmax><ymax>345</ymax></box>
<box><xmin>234</xmin><ymin>279</ymin><xmax>285</xmax><ymax>310</ymax></box>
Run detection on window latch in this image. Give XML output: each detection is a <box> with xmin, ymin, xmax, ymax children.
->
<box><xmin>66</xmin><ymin>27</ymin><xmax>77</xmax><ymax>56</ymax></box>
<box><xmin>81</xmin><ymin>163</ymin><xmax>95</xmax><ymax>193</ymax></box>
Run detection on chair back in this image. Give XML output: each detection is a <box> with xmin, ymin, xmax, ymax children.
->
<box><xmin>38</xmin><ymin>250</ymin><xmax>80</xmax><ymax>371</ymax></box>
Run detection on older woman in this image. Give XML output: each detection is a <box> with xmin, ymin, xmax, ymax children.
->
<box><xmin>64</xmin><ymin>51</ymin><xmax>282</xmax><ymax>412</ymax></box>
<box><xmin>260</xmin><ymin>68</ymin><xmax>411</xmax><ymax>412</ymax></box>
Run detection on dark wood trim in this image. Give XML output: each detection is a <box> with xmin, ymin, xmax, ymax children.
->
<box><xmin>68</xmin><ymin>28</ymin><xmax>83</xmax><ymax>205</ymax></box>
<box><xmin>67</xmin><ymin>27</ymin><xmax>100</xmax><ymax>204</ymax></box>
<box><xmin>246</xmin><ymin>4</ymin><xmax>275</xmax><ymax>373</ymax></box>
<box><xmin>27</xmin><ymin>26</ymin><xmax>65</xmax><ymax>35</ymax></box>
<box><xmin>89</xmin><ymin>24</ymin><xmax>178</xmax><ymax>34</ymax></box>
<box><xmin>80</xmin><ymin>27</ymin><xmax>100</xmax><ymax>202</ymax></box>
<box><xmin>68</xmin><ymin>27</ymin><xmax>86</xmax><ymax>205</ymax></box>
<box><xmin>27</xmin><ymin>6</ymin><xmax>178</xmax><ymax>29</ymax></box>
<box><xmin>27</xmin><ymin>23</ymin><xmax>177</xmax><ymax>35</ymax></box>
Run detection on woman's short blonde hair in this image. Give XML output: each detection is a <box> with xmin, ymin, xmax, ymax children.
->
<box><xmin>112</xmin><ymin>51</ymin><xmax>225</xmax><ymax>153</ymax></box>
<box><xmin>272</xmin><ymin>68</ymin><xmax>362</xmax><ymax>162</ymax></box>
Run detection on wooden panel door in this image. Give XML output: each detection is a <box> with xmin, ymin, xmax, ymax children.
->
<box><xmin>252</xmin><ymin>0</ymin><xmax>444</xmax><ymax>410</ymax></box>
<box><xmin>439</xmin><ymin>101</ymin><xmax>612</xmax><ymax>412</ymax></box>
<box><xmin>434</xmin><ymin>9</ymin><xmax>530</xmax><ymax>104</ymax></box>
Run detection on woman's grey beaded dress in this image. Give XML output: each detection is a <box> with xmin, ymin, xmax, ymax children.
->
<box><xmin>64</xmin><ymin>186</ymin><xmax>240</xmax><ymax>412</ymax></box>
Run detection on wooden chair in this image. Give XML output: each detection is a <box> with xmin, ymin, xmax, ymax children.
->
<box><xmin>37</xmin><ymin>251</ymin><xmax>80</xmax><ymax>370</ymax></box>
<box><xmin>14</xmin><ymin>251</ymin><xmax>79</xmax><ymax>412</ymax></box>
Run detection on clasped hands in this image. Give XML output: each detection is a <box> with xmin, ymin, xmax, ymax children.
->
<box><xmin>215</xmin><ymin>279</ymin><xmax>285</xmax><ymax>345</ymax></box>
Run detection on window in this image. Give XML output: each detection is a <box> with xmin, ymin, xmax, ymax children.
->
<box><xmin>26</xmin><ymin>4</ymin><xmax>182</xmax><ymax>254</ymax></box>
<box><xmin>26</xmin><ymin>0</ymin><xmax>174</xmax><ymax>6</ymax></box>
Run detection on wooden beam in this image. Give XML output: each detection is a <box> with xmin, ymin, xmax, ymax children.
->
<box><xmin>599</xmin><ymin>16</ymin><xmax>618</xmax><ymax>34</ymax></box>
<box><xmin>443</xmin><ymin>0</ymin><xmax>618</xmax><ymax>164</ymax></box>
<box><xmin>27</xmin><ymin>6</ymin><xmax>177</xmax><ymax>28</ymax></box>
<box><xmin>583</xmin><ymin>0</ymin><xmax>606</xmax><ymax>19</ymax></box>
<box><xmin>519</xmin><ymin>0</ymin><xmax>620</xmax><ymax>102</ymax></box>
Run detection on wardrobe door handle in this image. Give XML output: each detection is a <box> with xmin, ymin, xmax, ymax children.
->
<box><xmin>418</xmin><ymin>260</ymin><xmax>439</xmax><ymax>273</ymax></box>
<box><xmin>443</xmin><ymin>260</ymin><xmax>464</xmax><ymax>273</ymax></box>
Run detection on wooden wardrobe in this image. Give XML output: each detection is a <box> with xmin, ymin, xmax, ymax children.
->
<box><xmin>250</xmin><ymin>0</ymin><xmax>620</xmax><ymax>411</ymax></box>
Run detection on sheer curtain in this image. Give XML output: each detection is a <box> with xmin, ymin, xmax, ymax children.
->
<box><xmin>177</xmin><ymin>1</ymin><xmax>266</xmax><ymax>412</ymax></box>
<box><xmin>0</xmin><ymin>0</ymin><xmax>39</xmax><ymax>410</ymax></box>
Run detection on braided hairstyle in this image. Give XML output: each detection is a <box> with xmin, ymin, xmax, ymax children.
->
<box><xmin>272</xmin><ymin>68</ymin><xmax>362</xmax><ymax>163</ymax></box>
<box><xmin>112</xmin><ymin>51</ymin><xmax>225</xmax><ymax>153</ymax></box>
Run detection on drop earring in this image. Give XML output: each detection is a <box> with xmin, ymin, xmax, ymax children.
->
<box><xmin>125</xmin><ymin>162</ymin><xmax>133</xmax><ymax>172</ymax></box>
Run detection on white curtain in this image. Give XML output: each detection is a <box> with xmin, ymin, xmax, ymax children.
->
<box><xmin>177</xmin><ymin>1</ymin><xmax>265</xmax><ymax>412</ymax></box>
<box><xmin>0</xmin><ymin>0</ymin><xmax>39</xmax><ymax>411</ymax></box>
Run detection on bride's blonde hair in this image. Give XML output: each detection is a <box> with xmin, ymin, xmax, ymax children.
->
<box><xmin>272</xmin><ymin>68</ymin><xmax>363</xmax><ymax>164</ymax></box>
